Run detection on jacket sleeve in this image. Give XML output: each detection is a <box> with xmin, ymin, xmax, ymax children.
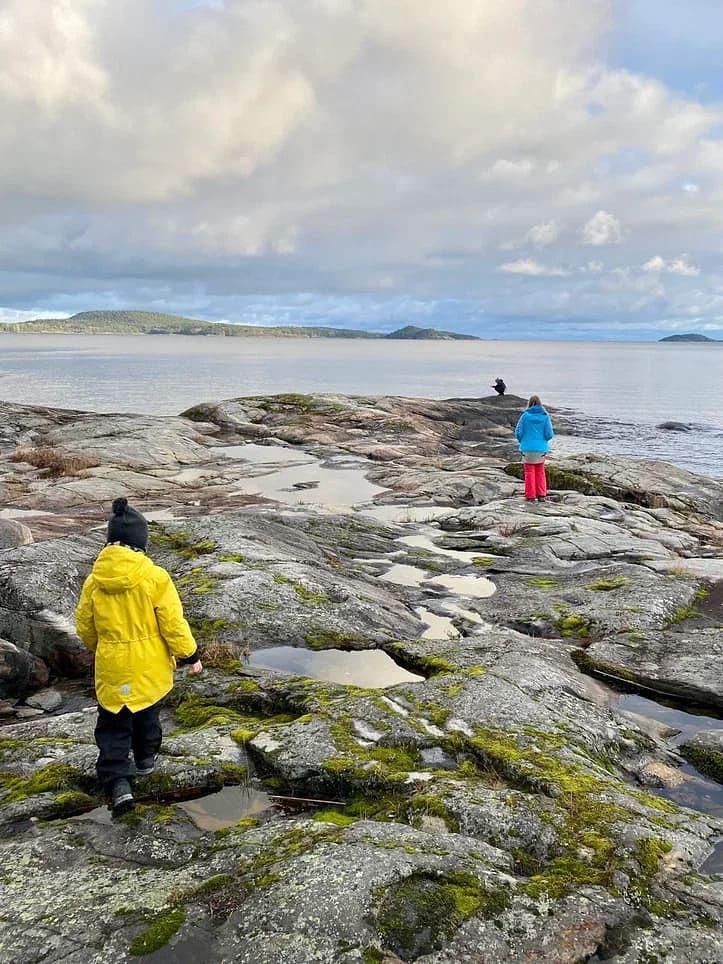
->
<box><xmin>75</xmin><ymin>577</ymin><xmax>98</xmax><ymax>653</ymax></box>
<box><xmin>544</xmin><ymin>415</ymin><xmax>554</xmax><ymax>441</ymax></box>
<box><xmin>514</xmin><ymin>413</ymin><xmax>525</xmax><ymax>441</ymax></box>
<box><xmin>152</xmin><ymin>568</ymin><xmax>199</xmax><ymax>662</ymax></box>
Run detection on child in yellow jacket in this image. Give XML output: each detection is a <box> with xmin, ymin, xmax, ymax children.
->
<box><xmin>76</xmin><ymin>498</ymin><xmax>202</xmax><ymax>814</ymax></box>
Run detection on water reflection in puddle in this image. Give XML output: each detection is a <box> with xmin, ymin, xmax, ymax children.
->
<box><xmin>426</xmin><ymin>573</ymin><xmax>496</xmax><ymax>598</ymax></box>
<box><xmin>416</xmin><ymin>607</ymin><xmax>460</xmax><ymax>640</ymax></box>
<box><xmin>358</xmin><ymin>505</ymin><xmax>455</xmax><ymax>525</ymax></box>
<box><xmin>179</xmin><ymin>785</ymin><xmax>274</xmax><ymax>831</ymax></box>
<box><xmin>615</xmin><ymin>693</ymin><xmax>723</xmax><ymax>746</ymax></box>
<box><xmin>247</xmin><ymin>646</ymin><xmax>424</xmax><ymax>687</ymax></box>
<box><xmin>701</xmin><ymin>841</ymin><xmax>723</xmax><ymax>875</ymax></box>
<box><xmin>400</xmin><ymin>533</ymin><xmax>482</xmax><ymax>565</ymax></box>
<box><xmin>614</xmin><ymin>692</ymin><xmax>723</xmax><ymax>818</ymax></box>
<box><xmin>380</xmin><ymin>564</ymin><xmax>429</xmax><ymax>587</ymax></box>
<box><xmin>212</xmin><ymin>443</ymin><xmax>314</xmax><ymax>465</ymax></box>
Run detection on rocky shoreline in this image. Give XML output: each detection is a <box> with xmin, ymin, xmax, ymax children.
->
<box><xmin>1</xmin><ymin>392</ymin><xmax>722</xmax><ymax>963</ymax></box>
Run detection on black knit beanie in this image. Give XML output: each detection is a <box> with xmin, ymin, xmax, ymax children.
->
<box><xmin>107</xmin><ymin>498</ymin><xmax>148</xmax><ymax>551</ymax></box>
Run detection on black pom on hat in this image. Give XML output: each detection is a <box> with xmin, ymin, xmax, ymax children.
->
<box><xmin>107</xmin><ymin>498</ymin><xmax>149</xmax><ymax>551</ymax></box>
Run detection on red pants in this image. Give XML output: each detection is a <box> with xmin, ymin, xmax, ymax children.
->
<box><xmin>523</xmin><ymin>461</ymin><xmax>547</xmax><ymax>500</ymax></box>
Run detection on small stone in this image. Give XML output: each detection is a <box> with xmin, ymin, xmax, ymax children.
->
<box><xmin>420</xmin><ymin>746</ymin><xmax>456</xmax><ymax>769</ymax></box>
<box><xmin>15</xmin><ymin>706</ymin><xmax>45</xmax><ymax>718</ymax></box>
<box><xmin>0</xmin><ymin>518</ymin><xmax>33</xmax><ymax>549</ymax></box>
<box><xmin>26</xmin><ymin>688</ymin><xmax>63</xmax><ymax>712</ymax></box>
<box><xmin>0</xmin><ymin>699</ymin><xmax>17</xmax><ymax>716</ymax></box>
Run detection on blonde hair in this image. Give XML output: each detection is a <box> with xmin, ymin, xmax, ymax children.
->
<box><xmin>528</xmin><ymin>394</ymin><xmax>541</xmax><ymax>407</ymax></box>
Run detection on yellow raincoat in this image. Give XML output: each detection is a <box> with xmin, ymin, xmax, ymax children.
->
<box><xmin>75</xmin><ymin>545</ymin><xmax>197</xmax><ymax>713</ymax></box>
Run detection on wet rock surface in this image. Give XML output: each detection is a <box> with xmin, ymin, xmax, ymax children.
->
<box><xmin>1</xmin><ymin>393</ymin><xmax>722</xmax><ymax>963</ymax></box>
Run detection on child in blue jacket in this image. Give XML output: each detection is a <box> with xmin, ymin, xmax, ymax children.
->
<box><xmin>514</xmin><ymin>395</ymin><xmax>554</xmax><ymax>502</ymax></box>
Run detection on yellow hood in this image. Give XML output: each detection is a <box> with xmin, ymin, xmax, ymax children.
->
<box><xmin>91</xmin><ymin>544</ymin><xmax>154</xmax><ymax>594</ymax></box>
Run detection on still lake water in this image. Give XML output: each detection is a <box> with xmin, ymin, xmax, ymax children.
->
<box><xmin>1</xmin><ymin>334</ymin><xmax>721</xmax><ymax>477</ymax></box>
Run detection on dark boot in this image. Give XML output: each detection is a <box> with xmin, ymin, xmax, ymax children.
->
<box><xmin>111</xmin><ymin>778</ymin><xmax>134</xmax><ymax>816</ymax></box>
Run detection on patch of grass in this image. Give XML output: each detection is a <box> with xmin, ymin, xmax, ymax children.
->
<box><xmin>149</xmin><ymin>524</ymin><xmax>218</xmax><ymax>559</ymax></box>
<box><xmin>175</xmin><ymin>567</ymin><xmax>219</xmax><ymax>596</ymax></box>
<box><xmin>11</xmin><ymin>446</ymin><xmax>99</xmax><ymax>477</ymax></box>
<box><xmin>665</xmin><ymin>605</ymin><xmax>698</xmax><ymax>626</ymax></box>
<box><xmin>587</xmin><ymin>576</ymin><xmax>629</xmax><ymax>592</ymax></box>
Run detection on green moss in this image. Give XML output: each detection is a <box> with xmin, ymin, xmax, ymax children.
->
<box><xmin>52</xmin><ymin>790</ymin><xmax>96</xmax><ymax>814</ymax></box>
<box><xmin>230</xmin><ymin>728</ymin><xmax>257</xmax><ymax>745</ymax></box>
<box><xmin>0</xmin><ymin>763</ymin><xmax>86</xmax><ymax>802</ymax></box>
<box><xmin>375</xmin><ymin>871</ymin><xmax>511</xmax><ymax>958</ymax></box>
<box><xmin>556</xmin><ymin>613</ymin><xmax>592</xmax><ymax>639</ymax></box>
<box><xmin>363</xmin><ymin>949</ymin><xmax>385</xmax><ymax>964</ymax></box>
<box><xmin>679</xmin><ymin>744</ymin><xmax>723</xmax><ymax>783</ymax></box>
<box><xmin>527</xmin><ymin>576</ymin><xmax>560</xmax><ymax>590</ymax></box>
<box><xmin>694</xmin><ymin>585</ymin><xmax>710</xmax><ymax>600</ymax></box>
<box><xmin>128</xmin><ymin>908</ymin><xmax>186</xmax><ymax>956</ymax></box>
<box><xmin>186</xmin><ymin>616</ymin><xmax>239</xmax><ymax>646</ymax></box>
<box><xmin>424</xmin><ymin>702</ymin><xmax>452</xmax><ymax>725</ymax></box>
<box><xmin>472</xmin><ymin>556</ymin><xmax>495</xmax><ymax>568</ymax></box>
<box><xmin>272</xmin><ymin>572</ymin><xmax>330</xmax><ymax>606</ymax></box>
<box><xmin>406</xmin><ymin>794</ymin><xmax>458</xmax><ymax>831</ymax></box>
<box><xmin>466</xmin><ymin>665</ymin><xmax>487</xmax><ymax>678</ymax></box>
<box><xmin>150</xmin><ymin>525</ymin><xmax>217</xmax><ymax>559</ymax></box>
<box><xmin>304</xmin><ymin>628</ymin><xmax>363</xmax><ymax>650</ymax></box>
<box><xmin>174</xmin><ymin>697</ymin><xmax>247</xmax><ymax>729</ymax></box>
<box><xmin>587</xmin><ymin>576</ymin><xmax>630</xmax><ymax>592</ymax></box>
<box><xmin>175</xmin><ymin>567</ymin><xmax>219</xmax><ymax>596</ymax></box>
<box><xmin>313</xmin><ymin>809</ymin><xmax>355</xmax><ymax>827</ymax></box>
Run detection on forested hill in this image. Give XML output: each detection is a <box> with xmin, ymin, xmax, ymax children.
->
<box><xmin>0</xmin><ymin>310</ymin><xmax>478</xmax><ymax>340</ymax></box>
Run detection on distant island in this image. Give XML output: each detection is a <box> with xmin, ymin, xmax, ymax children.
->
<box><xmin>658</xmin><ymin>333</ymin><xmax>717</xmax><ymax>343</ymax></box>
<box><xmin>0</xmin><ymin>310</ymin><xmax>478</xmax><ymax>341</ymax></box>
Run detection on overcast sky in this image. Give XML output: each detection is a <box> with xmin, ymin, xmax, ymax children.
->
<box><xmin>2</xmin><ymin>0</ymin><xmax>723</xmax><ymax>339</ymax></box>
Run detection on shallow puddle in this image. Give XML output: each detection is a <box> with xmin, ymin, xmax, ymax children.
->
<box><xmin>179</xmin><ymin>785</ymin><xmax>274</xmax><ymax>831</ymax></box>
<box><xmin>246</xmin><ymin>646</ymin><xmax>424</xmax><ymax>687</ymax></box>
<box><xmin>701</xmin><ymin>840</ymin><xmax>723</xmax><ymax>875</ymax></box>
<box><xmin>614</xmin><ymin>692</ymin><xmax>723</xmax><ymax>818</ymax></box>
<box><xmin>400</xmin><ymin>533</ymin><xmax>483</xmax><ymax>565</ymax></box>
<box><xmin>415</xmin><ymin>606</ymin><xmax>461</xmax><ymax>640</ymax></box>
<box><xmin>358</xmin><ymin>505</ymin><xmax>455</xmax><ymax>525</ymax></box>
<box><xmin>379</xmin><ymin>563</ymin><xmax>429</xmax><ymax>587</ymax></box>
<box><xmin>211</xmin><ymin>443</ymin><xmax>314</xmax><ymax>464</ymax></box>
<box><xmin>615</xmin><ymin>693</ymin><xmax>723</xmax><ymax>746</ymax></box>
<box><xmin>426</xmin><ymin>573</ymin><xmax>496</xmax><ymax>598</ymax></box>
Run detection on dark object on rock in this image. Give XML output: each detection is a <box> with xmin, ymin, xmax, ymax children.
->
<box><xmin>292</xmin><ymin>481</ymin><xmax>320</xmax><ymax>490</ymax></box>
<box><xmin>0</xmin><ymin>638</ymin><xmax>50</xmax><ymax>698</ymax></box>
<box><xmin>657</xmin><ymin>421</ymin><xmax>693</xmax><ymax>432</ymax></box>
<box><xmin>492</xmin><ymin>378</ymin><xmax>506</xmax><ymax>396</ymax></box>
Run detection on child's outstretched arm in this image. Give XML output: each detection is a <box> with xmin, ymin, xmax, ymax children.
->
<box><xmin>152</xmin><ymin>569</ymin><xmax>200</xmax><ymax>666</ymax></box>
<box><xmin>75</xmin><ymin>577</ymin><xmax>98</xmax><ymax>652</ymax></box>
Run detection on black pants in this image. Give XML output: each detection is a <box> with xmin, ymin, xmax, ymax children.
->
<box><xmin>95</xmin><ymin>702</ymin><xmax>162</xmax><ymax>791</ymax></box>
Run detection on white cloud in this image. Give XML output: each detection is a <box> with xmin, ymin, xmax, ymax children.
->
<box><xmin>499</xmin><ymin>259</ymin><xmax>568</xmax><ymax>277</ymax></box>
<box><xmin>582</xmin><ymin>211</ymin><xmax>623</xmax><ymax>246</ymax></box>
<box><xmin>642</xmin><ymin>255</ymin><xmax>700</xmax><ymax>276</ymax></box>
<box><xmin>0</xmin><ymin>1</ymin><xmax>721</xmax><ymax>335</ymax></box>
<box><xmin>525</xmin><ymin>221</ymin><xmax>560</xmax><ymax>247</ymax></box>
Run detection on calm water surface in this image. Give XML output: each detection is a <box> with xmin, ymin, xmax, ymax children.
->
<box><xmin>1</xmin><ymin>334</ymin><xmax>721</xmax><ymax>475</ymax></box>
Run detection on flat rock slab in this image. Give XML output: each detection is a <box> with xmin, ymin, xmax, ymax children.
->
<box><xmin>580</xmin><ymin>627</ymin><xmax>723</xmax><ymax>708</ymax></box>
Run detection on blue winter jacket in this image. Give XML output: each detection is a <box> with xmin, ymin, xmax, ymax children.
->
<box><xmin>515</xmin><ymin>405</ymin><xmax>554</xmax><ymax>453</ymax></box>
